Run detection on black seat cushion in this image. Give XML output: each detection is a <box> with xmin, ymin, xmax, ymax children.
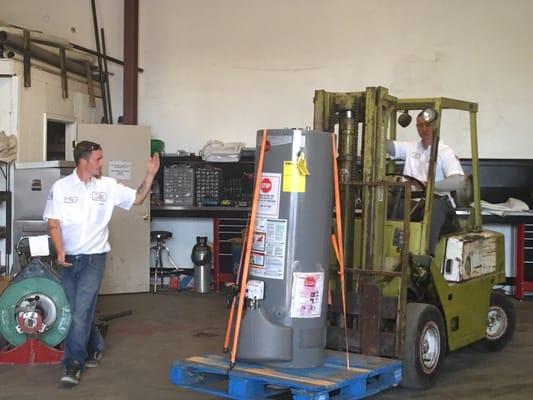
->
<box><xmin>150</xmin><ymin>230</ymin><xmax>173</xmax><ymax>241</ymax></box>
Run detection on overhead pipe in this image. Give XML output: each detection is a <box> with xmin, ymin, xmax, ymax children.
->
<box><xmin>123</xmin><ymin>0</ymin><xmax>139</xmax><ymax>124</ymax></box>
<box><xmin>9</xmin><ymin>53</ymin><xmax>97</xmax><ymax>87</ymax></box>
<box><xmin>101</xmin><ymin>28</ymin><xmax>113</xmax><ymax>123</ymax></box>
<box><xmin>70</xmin><ymin>42</ymin><xmax>144</xmax><ymax>73</ymax></box>
<box><xmin>3</xmin><ymin>24</ymin><xmax>144</xmax><ymax>73</ymax></box>
<box><xmin>90</xmin><ymin>0</ymin><xmax>109</xmax><ymax>124</ymax></box>
<box><xmin>0</xmin><ymin>30</ymin><xmax>87</xmax><ymax>77</ymax></box>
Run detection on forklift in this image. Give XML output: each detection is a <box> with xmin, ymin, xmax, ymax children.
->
<box><xmin>314</xmin><ymin>87</ymin><xmax>515</xmax><ymax>389</ymax></box>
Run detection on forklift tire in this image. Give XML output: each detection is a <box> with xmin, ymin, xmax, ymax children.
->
<box><xmin>401</xmin><ymin>303</ymin><xmax>446</xmax><ymax>389</ymax></box>
<box><xmin>478</xmin><ymin>293</ymin><xmax>516</xmax><ymax>352</ymax></box>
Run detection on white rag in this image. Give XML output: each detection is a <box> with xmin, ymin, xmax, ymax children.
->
<box><xmin>479</xmin><ymin>197</ymin><xmax>531</xmax><ymax>216</ymax></box>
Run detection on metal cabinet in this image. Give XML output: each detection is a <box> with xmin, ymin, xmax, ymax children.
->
<box><xmin>516</xmin><ymin>224</ymin><xmax>533</xmax><ymax>299</ymax></box>
<box><xmin>213</xmin><ymin>216</ymin><xmax>248</xmax><ymax>289</ymax></box>
<box><xmin>12</xmin><ymin>161</ymin><xmax>74</xmax><ymax>273</ymax></box>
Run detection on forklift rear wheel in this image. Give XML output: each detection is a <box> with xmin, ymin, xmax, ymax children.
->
<box><xmin>401</xmin><ymin>303</ymin><xmax>446</xmax><ymax>389</ymax></box>
<box><xmin>479</xmin><ymin>292</ymin><xmax>516</xmax><ymax>352</ymax></box>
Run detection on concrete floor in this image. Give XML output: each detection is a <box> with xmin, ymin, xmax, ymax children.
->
<box><xmin>0</xmin><ymin>290</ymin><xmax>532</xmax><ymax>400</ymax></box>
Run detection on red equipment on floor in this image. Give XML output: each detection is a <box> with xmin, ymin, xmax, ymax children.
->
<box><xmin>0</xmin><ymin>338</ymin><xmax>63</xmax><ymax>365</ymax></box>
<box><xmin>0</xmin><ymin>237</ymin><xmax>71</xmax><ymax>365</ymax></box>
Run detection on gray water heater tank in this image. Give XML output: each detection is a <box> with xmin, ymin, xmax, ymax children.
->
<box><xmin>237</xmin><ymin>128</ymin><xmax>333</xmax><ymax>368</ymax></box>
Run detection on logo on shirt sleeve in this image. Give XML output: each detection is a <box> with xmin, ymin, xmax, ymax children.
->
<box><xmin>47</xmin><ymin>191</ymin><xmax>53</xmax><ymax>200</ymax></box>
<box><xmin>92</xmin><ymin>192</ymin><xmax>107</xmax><ymax>202</ymax></box>
<box><xmin>64</xmin><ymin>196</ymin><xmax>78</xmax><ymax>203</ymax></box>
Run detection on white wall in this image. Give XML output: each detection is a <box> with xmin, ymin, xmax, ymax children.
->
<box><xmin>1</xmin><ymin>0</ymin><xmax>532</xmax><ymax>271</ymax></box>
<box><xmin>0</xmin><ymin>0</ymin><xmax>124</xmax><ymax>123</ymax></box>
<box><xmin>2</xmin><ymin>0</ymin><xmax>531</xmax><ymax>157</ymax></box>
<box><xmin>138</xmin><ymin>0</ymin><xmax>533</xmax><ymax>158</ymax></box>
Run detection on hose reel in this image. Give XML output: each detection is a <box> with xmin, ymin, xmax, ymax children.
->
<box><xmin>0</xmin><ymin>275</ymin><xmax>71</xmax><ymax>347</ymax></box>
<box><xmin>0</xmin><ymin>239</ymin><xmax>71</xmax><ymax>349</ymax></box>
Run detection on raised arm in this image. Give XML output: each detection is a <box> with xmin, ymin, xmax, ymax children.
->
<box><xmin>435</xmin><ymin>173</ymin><xmax>463</xmax><ymax>192</ymax></box>
<box><xmin>134</xmin><ymin>152</ymin><xmax>161</xmax><ymax>205</ymax></box>
<box><xmin>387</xmin><ymin>140</ymin><xmax>395</xmax><ymax>157</ymax></box>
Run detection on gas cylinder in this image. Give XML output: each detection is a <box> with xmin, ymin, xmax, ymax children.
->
<box><xmin>191</xmin><ymin>236</ymin><xmax>212</xmax><ymax>293</ymax></box>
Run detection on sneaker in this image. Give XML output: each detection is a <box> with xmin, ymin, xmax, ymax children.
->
<box><xmin>85</xmin><ymin>351</ymin><xmax>103</xmax><ymax>368</ymax></box>
<box><xmin>60</xmin><ymin>361</ymin><xmax>81</xmax><ymax>386</ymax></box>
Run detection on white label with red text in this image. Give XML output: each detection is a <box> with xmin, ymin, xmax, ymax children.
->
<box><xmin>290</xmin><ymin>272</ymin><xmax>324</xmax><ymax>318</ymax></box>
<box><xmin>250</xmin><ymin>218</ymin><xmax>287</xmax><ymax>280</ymax></box>
<box><xmin>257</xmin><ymin>173</ymin><xmax>281</xmax><ymax>218</ymax></box>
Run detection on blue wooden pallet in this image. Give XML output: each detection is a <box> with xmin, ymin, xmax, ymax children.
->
<box><xmin>169</xmin><ymin>350</ymin><xmax>402</xmax><ymax>399</ymax></box>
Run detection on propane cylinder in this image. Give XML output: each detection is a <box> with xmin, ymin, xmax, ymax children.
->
<box><xmin>191</xmin><ymin>236</ymin><xmax>212</xmax><ymax>293</ymax></box>
<box><xmin>237</xmin><ymin>128</ymin><xmax>333</xmax><ymax>368</ymax></box>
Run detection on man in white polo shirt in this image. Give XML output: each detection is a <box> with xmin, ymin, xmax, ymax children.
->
<box><xmin>43</xmin><ymin>141</ymin><xmax>160</xmax><ymax>386</ymax></box>
<box><xmin>388</xmin><ymin>112</ymin><xmax>464</xmax><ymax>253</ymax></box>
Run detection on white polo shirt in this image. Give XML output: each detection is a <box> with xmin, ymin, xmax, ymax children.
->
<box><xmin>392</xmin><ymin>140</ymin><xmax>464</xmax><ymax>198</ymax></box>
<box><xmin>43</xmin><ymin>169</ymin><xmax>136</xmax><ymax>255</ymax></box>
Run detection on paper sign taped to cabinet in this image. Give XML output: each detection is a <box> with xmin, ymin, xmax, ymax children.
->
<box><xmin>109</xmin><ymin>160</ymin><xmax>132</xmax><ymax>181</ymax></box>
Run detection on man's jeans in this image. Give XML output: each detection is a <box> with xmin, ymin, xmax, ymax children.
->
<box><xmin>60</xmin><ymin>253</ymin><xmax>107</xmax><ymax>369</ymax></box>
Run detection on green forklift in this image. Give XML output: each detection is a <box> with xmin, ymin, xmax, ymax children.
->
<box><xmin>314</xmin><ymin>87</ymin><xmax>516</xmax><ymax>389</ymax></box>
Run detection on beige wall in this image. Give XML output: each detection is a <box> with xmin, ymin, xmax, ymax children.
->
<box><xmin>0</xmin><ymin>60</ymin><xmax>103</xmax><ymax>161</ymax></box>
<box><xmin>0</xmin><ymin>0</ymin><xmax>124</xmax><ymax>124</ymax></box>
<box><xmin>2</xmin><ymin>0</ymin><xmax>532</xmax><ymax>158</ymax></box>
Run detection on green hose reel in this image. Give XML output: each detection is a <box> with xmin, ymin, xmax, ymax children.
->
<box><xmin>0</xmin><ymin>277</ymin><xmax>71</xmax><ymax>347</ymax></box>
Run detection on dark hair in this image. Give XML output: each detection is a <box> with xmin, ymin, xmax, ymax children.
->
<box><xmin>73</xmin><ymin>141</ymin><xmax>102</xmax><ymax>165</ymax></box>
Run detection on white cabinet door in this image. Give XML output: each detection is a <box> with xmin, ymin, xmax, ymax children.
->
<box><xmin>77</xmin><ymin>124</ymin><xmax>151</xmax><ymax>294</ymax></box>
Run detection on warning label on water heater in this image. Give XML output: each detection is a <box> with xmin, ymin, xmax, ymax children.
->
<box><xmin>257</xmin><ymin>173</ymin><xmax>282</xmax><ymax>218</ymax></box>
<box><xmin>250</xmin><ymin>218</ymin><xmax>287</xmax><ymax>280</ymax></box>
<box><xmin>290</xmin><ymin>272</ymin><xmax>324</xmax><ymax>318</ymax></box>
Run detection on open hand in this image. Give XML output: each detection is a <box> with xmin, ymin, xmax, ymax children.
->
<box><xmin>147</xmin><ymin>152</ymin><xmax>160</xmax><ymax>176</ymax></box>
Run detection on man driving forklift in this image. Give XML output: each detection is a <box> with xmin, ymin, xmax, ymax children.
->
<box><xmin>387</xmin><ymin>111</ymin><xmax>464</xmax><ymax>253</ymax></box>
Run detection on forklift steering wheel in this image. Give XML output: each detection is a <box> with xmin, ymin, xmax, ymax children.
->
<box><xmin>387</xmin><ymin>173</ymin><xmax>426</xmax><ymax>219</ymax></box>
<box><xmin>387</xmin><ymin>173</ymin><xmax>426</xmax><ymax>196</ymax></box>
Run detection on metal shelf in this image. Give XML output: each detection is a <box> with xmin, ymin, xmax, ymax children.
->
<box><xmin>0</xmin><ymin>161</ymin><xmax>11</xmax><ymax>275</ymax></box>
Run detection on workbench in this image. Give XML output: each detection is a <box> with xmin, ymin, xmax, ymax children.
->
<box><xmin>151</xmin><ymin>154</ymin><xmax>254</xmax><ymax>290</ymax></box>
<box><xmin>151</xmin><ymin>206</ymin><xmax>250</xmax><ymax>290</ymax></box>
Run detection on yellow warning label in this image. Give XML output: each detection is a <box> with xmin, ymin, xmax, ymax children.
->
<box><xmin>283</xmin><ymin>161</ymin><xmax>306</xmax><ymax>192</ymax></box>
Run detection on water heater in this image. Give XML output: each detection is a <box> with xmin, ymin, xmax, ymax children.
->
<box><xmin>237</xmin><ymin>128</ymin><xmax>333</xmax><ymax>368</ymax></box>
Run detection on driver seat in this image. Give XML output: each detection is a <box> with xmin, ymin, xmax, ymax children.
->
<box><xmin>453</xmin><ymin>174</ymin><xmax>474</xmax><ymax>209</ymax></box>
<box><xmin>440</xmin><ymin>174</ymin><xmax>474</xmax><ymax>237</ymax></box>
